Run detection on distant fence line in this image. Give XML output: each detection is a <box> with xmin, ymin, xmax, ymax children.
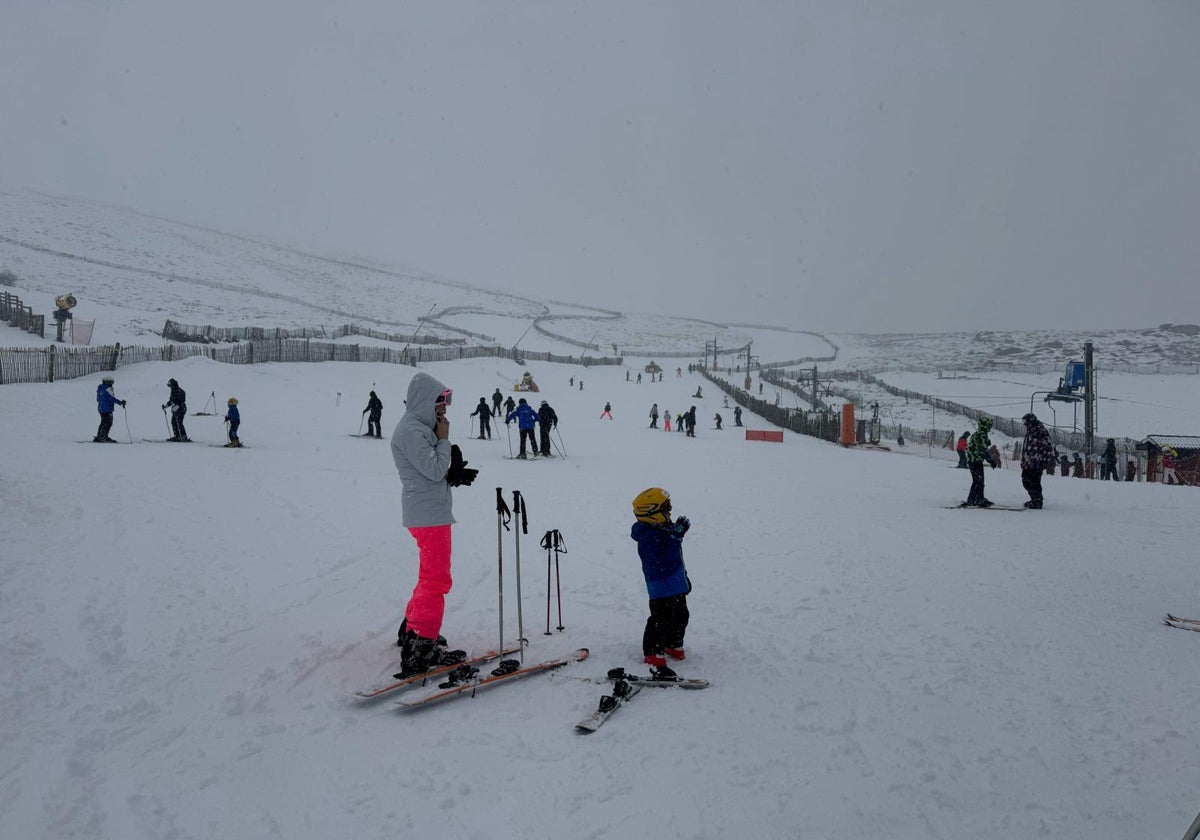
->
<box><xmin>161</xmin><ymin>319</ymin><xmax>464</xmax><ymax>345</ymax></box>
<box><xmin>1</xmin><ymin>291</ymin><xmax>45</xmax><ymax>339</ymax></box>
<box><xmin>0</xmin><ymin>340</ymin><xmax>621</xmax><ymax>384</ymax></box>
<box><xmin>873</xmin><ymin>363</ymin><xmax>1200</xmax><ymax>376</ymax></box>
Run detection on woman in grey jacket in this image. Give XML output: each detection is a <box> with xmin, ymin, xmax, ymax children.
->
<box><xmin>391</xmin><ymin>371</ymin><xmax>475</xmax><ymax>676</ymax></box>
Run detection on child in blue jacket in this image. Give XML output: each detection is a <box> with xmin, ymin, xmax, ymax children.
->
<box><xmin>631</xmin><ymin>487</ymin><xmax>692</xmax><ymax>674</ymax></box>
<box><xmin>224</xmin><ymin>397</ymin><xmax>241</xmax><ymax>447</ymax></box>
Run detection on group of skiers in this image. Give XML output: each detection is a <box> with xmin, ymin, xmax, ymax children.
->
<box><xmin>503</xmin><ymin>397</ymin><xmax>559</xmax><ymax>459</ymax></box>
<box><xmin>647</xmin><ymin>403</ymin><xmax>701</xmax><ymax>436</ymax></box>
<box><xmin>92</xmin><ymin>376</ymin><xmax>241</xmax><ymax>446</ymax></box>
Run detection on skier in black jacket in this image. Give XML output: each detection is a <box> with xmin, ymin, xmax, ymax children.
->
<box><xmin>163</xmin><ymin>378</ymin><xmax>189</xmax><ymax>441</ymax></box>
<box><xmin>537</xmin><ymin>400</ymin><xmax>559</xmax><ymax>456</ymax></box>
<box><xmin>362</xmin><ymin>391</ymin><xmax>383</xmax><ymax>437</ymax></box>
<box><xmin>471</xmin><ymin>398</ymin><xmax>494</xmax><ymax>440</ymax></box>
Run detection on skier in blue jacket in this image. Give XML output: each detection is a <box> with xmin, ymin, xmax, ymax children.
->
<box><xmin>631</xmin><ymin>487</ymin><xmax>692</xmax><ymax>674</ymax></box>
<box><xmin>93</xmin><ymin>376</ymin><xmax>127</xmax><ymax>442</ymax></box>
<box><xmin>224</xmin><ymin>398</ymin><xmax>241</xmax><ymax>447</ymax></box>
<box><xmin>505</xmin><ymin>397</ymin><xmax>540</xmax><ymax>459</ymax></box>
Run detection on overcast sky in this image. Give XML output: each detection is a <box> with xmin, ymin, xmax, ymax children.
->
<box><xmin>3</xmin><ymin>1</ymin><xmax>1198</xmax><ymax>333</ymax></box>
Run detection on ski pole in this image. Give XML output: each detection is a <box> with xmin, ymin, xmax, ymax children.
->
<box><xmin>512</xmin><ymin>490</ymin><xmax>528</xmax><ymax>660</ymax></box>
<box><xmin>542</xmin><ymin>531</ymin><xmax>554</xmax><ymax>635</ymax></box>
<box><xmin>1182</xmin><ymin>807</ymin><xmax>1200</xmax><ymax>840</ymax></box>
<box><xmin>541</xmin><ymin>529</ymin><xmax>567</xmax><ymax>633</ymax></box>
<box><xmin>505</xmin><ymin>420</ymin><xmax>513</xmax><ymax>458</ymax></box>
<box><xmin>495</xmin><ymin>487</ymin><xmax>512</xmax><ymax>657</ymax></box>
<box><xmin>358</xmin><ymin>413</ymin><xmax>365</xmax><ymax>436</ymax></box>
<box><xmin>161</xmin><ymin>405</ymin><xmax>172</xmax><ymax>439</ymax></box>
<box><xmin>121</xmin><ymin>403</ymin><xmax>133</xmax><ymax>443</ymax></box>
<box><xmin>554</xmin><ymin>426</ymin><xmax>568</xmax><ymax>457</ymax></box>
<box><xmin>553</xmin><ymin>529</ymin><xmax>567</xmax><ymax>631</ymax></box>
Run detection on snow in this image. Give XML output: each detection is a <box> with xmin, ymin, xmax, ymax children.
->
<box><xmin>3</xmin><ymin>354</ymin><xmax>1199</xmax><ymax>839</ymax></box>
<box><xmin>3</xmin><ymin>192</ymin><xmax>1200</xmax><ymax>839</ymax></box>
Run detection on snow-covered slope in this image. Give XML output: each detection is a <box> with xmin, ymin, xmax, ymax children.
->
<box><xmin>2</xmin><ymin>190</ymin><xmax>1200</xmax><ymax>839</ymax></box>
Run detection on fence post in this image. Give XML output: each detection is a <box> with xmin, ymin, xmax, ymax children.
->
<box><xmin>47</xmin><ymin>344</ymin><xmax>55</xmax><ymax>382</ymax></box>
<box><xmin>110</xmin><ymin>343</ymin><xmax>121</xmax><ymax>371</ymax></box>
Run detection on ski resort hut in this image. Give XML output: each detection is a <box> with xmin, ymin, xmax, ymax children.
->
<box><xmin>1136</xmin><ymin>435</ymin><xmax>1200</xmax><ymax>485</ymax></box>
<box><xmin>644</xmin><ymin>361</ymin><xmax>662</xmax><ymax>375</ymax></box>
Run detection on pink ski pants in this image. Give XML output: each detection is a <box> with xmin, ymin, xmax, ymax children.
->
<box><xmin>404</xmin><ymin>524</ymin><xmax>453</xmax><ymax>639</ymax></box>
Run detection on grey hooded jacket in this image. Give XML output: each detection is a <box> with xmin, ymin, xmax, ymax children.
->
<box><xmin>391</xmin><ymin>372</ymin><xmax>454</xmax><ymax>528</ymax></box>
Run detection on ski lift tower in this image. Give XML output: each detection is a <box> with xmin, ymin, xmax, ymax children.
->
<box><xmin>1031</xmin><ymin>341</ymin><xmax>1097</xmax><ymax>461</ymax></box>
<box><xmin>741</xmin><ymin>343</ymin><xmax>757</xmax><ymax>390</ymax></box>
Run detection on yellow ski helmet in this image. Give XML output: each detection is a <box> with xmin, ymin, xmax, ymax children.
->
<box><xmin>227</xmin><ymin>397</ymin><xmax>238</xmax><ymax>406</ymax></box>
<box><xmin>633</xmin><ymin>487</ymin><xmax>671</xmax><ymax>523</ymax></box>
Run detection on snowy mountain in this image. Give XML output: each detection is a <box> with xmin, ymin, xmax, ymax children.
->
<box><xmin>3</xmin><ymin>189</ymin><xmax>1200</xmax><ymax>840</ymax></box>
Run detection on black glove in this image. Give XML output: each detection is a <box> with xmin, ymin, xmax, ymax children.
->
<box><xmin>161</xmin><ymin>404</ymin><xmax>167</xmax><ymax>410</ymax></box>
<box><xmin>446</xmin><ymin>444</ymin><xmax>478</xmax><ymax>487</ymax></box>
<box><xmin>674</xmin><ymin>516</ymin><xmax>691</xmax><ymax>535</ymax></box>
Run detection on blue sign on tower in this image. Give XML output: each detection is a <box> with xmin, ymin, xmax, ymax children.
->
<box><xmin>1063</xmin><ymin>361</ymin><xmax>1086</xmax><ymax>389</ymax></box>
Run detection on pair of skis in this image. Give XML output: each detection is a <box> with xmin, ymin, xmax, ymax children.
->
<box><xmin>353</xmin><ymin>643</ymin><xmax>525</xmax><ymax>700</ymax></box>
<box><xmin>355</xmin><ymin>646</ymin><xmax>589</xmax><ymax>709</ymax></box>
<box><xmin>395</xmin><ymin>648</ymin><xmax>591</xmax><ymax>710</ymax></box>
<box><xmin>575</xmin><ymin>667</ymin><xmax>709</xmax><ymax>733</ymax></box>
<box><xmin>945</xmin><ymin>502</ymin><xmax>1027</xmax><ymax>511</ymax></box>
<box><xmin>1164</xmin><ymin>613</ymin><xmax>1200</xmax><ymax>632</ymax></box>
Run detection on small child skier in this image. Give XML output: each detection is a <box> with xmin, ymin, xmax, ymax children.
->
<box><xmin>631</xmin><ymin>487</ymin><xmax>691</xmax><ymax>675</ymax></box>
<box><xmin>224</xmin><ymin>397</ymin><xmax>241</xmax><ymax>447</ymax></box>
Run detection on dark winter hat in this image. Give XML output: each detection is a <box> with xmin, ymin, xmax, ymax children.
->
<box><xmin>168</xmin><ymin>378</ymin><xmax>177</xmax><ymax>387</ymax></box>
<box><xmin>518</xmin><ymin>398</ymin><xmax>527</xmax><ymax>404</ymax></box>
<box><xmin>1022</xmin><ymin>413</ymin><xmax>1038</xmax><ymax>424</ymax></box>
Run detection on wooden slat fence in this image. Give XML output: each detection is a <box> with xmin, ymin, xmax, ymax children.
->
<box><xmin>0</xmin><ymin>340</ymin><xmax>620</xmax><ymax>384</ymax></box>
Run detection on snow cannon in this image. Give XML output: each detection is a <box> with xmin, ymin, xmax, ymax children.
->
<box><xmin>53</xmin><ymin>293</ymin><xmax>77</xmax><ymax>341</ymax></box>
<box><xmin>515</xmin><ymin>371</ymin><xmax>540</xmax><ymax>392</ymax></box>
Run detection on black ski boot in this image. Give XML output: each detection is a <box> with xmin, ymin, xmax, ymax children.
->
<box><xmin>397</xmin><ymin>631</ymin><xmax>440</xmax><ymax>678</ymax></box>
<box><xmin>397</xmin><ymin>619</ymin><xmax>447</xmax><ymax>649</ymax></box>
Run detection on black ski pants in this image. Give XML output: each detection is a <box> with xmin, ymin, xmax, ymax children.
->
<box><xmin>1021</xmin><ymin>468</ymin><xmax>1044</xmax><ymax>505</ymax></box>
<box><xmin>367</xmin><ymin>412</ymin><xmax>382</xmax><ymax>437</ymax></box>
<box><xmin>96</xmin><ymin>412</ymin><xmax>114</xmax><ymax>441</ymax></box>
<box><xmin>643</xmin><ymin>593</ymin><xmax>689</xmax><ymax>656</ymax></box>
<box><xmin>966</xmin><ymin>462</ymin><xmax>986</xmax><ymax>505</ymax></box>
<box><xmin>539</xmin><ymin>425</ymin><xmax>552</xmax><ymax>455</ymax></box>
<box><xmin>478</xmin><ymin>416</ymin><xmax>491</xmax><ymax>439</ymax></box>
<box><xmin>170</xmin><ymin>405</ymin><xmax>188</xmax><ymax>440</ymax></box>
<box><xmin>518</xmin><ymin>428</ymin><xmax>536</xmax><ymax>456</ymax></box>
